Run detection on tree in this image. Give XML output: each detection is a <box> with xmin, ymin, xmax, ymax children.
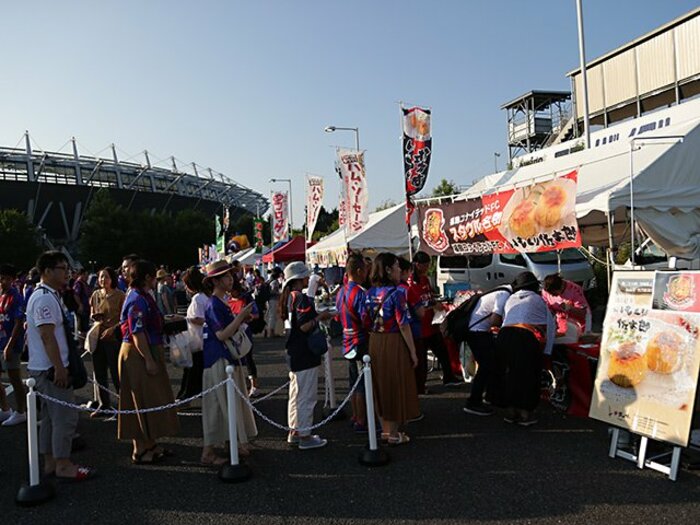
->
<box><xmin>374</xmin><ymin>199</ymin><xmax>397</xmax><ymax>212</ymax></box>
<box><xmin>431</xmin><ymin>179</ymin><xmax>459</xmax><ymax>197</ymax></box>
<box><xmin>0</xmin><ymin>209</ymin><xmax>42</xmax><ymax>270</ymax></box>
<box><xmin>79</xmin><ymin>188</ymin><xmax>217</xmax><ymax>269</ymax></box>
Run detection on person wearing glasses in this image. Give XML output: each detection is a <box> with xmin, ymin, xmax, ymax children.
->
<box><xmin>26</xmin><ymin>251</ymin><xmax>96</xmax><ymax>481</ymax></box>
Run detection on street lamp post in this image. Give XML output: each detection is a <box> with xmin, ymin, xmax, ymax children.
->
<box><xmin>269</xmin><ymin>178</ymin><xmax>293</xmax><ymax>237</ymax></box>
<box><xmin>324</xmin><ymin>125</ymin><xmax>360</xmax><ymax>151</ymax></box>
<box><xmin>494</xmin><ymin>152</ymin><xmax>501</xmax><ymax>173</ymax></box>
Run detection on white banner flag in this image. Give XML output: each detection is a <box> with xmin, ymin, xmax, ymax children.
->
<box><xmin>337</xmin><ymin>149</ymin><xmax>368</xmax><ymax>235</ymax></box>
<box><xmin>306</xmin><ymin>176</ymin><xmax>324</xmax><ymax>241</ymax></box>
<box><xmin>271</xmin><ymin>191</ymin><xmax>289</xmax><ymax>243</ymax></box>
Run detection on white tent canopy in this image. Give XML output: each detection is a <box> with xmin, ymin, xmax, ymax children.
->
<box><xmin>307</xmin><ymin>204</ymin><xmax>416</xmax><ymax>267</ymax></box>
<box><xmin>463</xmin><ymin>97</ymin><xmax>700</xmax><ymax>259</ymax></box>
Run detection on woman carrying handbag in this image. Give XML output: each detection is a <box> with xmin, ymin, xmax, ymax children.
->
<box><xmin>200</xmin><ymin>261</ymin><xmax>257</xmax><ymax>465</ymax></box>
<box><xmin>279</xmin><ymin>262</ymin><xmax>333</xmax><ymax>450</ymax></box>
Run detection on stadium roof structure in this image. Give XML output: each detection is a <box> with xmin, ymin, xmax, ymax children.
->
<box><xmin>0</xmin><ymin>133</ymin><xmax>269</xmax><ymax>248</ymax></box>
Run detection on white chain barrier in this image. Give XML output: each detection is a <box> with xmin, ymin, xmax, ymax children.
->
<box><xmin>33</xmin><ymin>378</ymin><xmax>229</xmax><ymax>415</ymax></box>
<box><xmin>229</xmin><ymin>367</ymin><xmax>365</xmax><ymax>434</ymax></box>
<box><xmin>251</xmin><ymin>380</ymin><xmax>290</xmax><ymax>404</ymax></box>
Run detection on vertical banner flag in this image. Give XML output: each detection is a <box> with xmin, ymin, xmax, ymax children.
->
<box><xmin>306</xmin><ymin>176</ymin><xmax>324</xmax><ymax>241</ymax></box>
<box><xmin>253</xmin><ymin>218</ymin><xmax>264</xmax><ymax>253</ymax></box>
<box><xmin>402</xmin><ymin>106</ymin><xmax>432</xmax><ymax>224</ymax></box>
<box><xmin>215</xmin><ymin>216</ymin><xmax>225</xmax><ymax>256</ymax></box>
<box><xmin>336</xmin><ymin>149</ymin><xmax>369</xmax><ymax>235</ymax></box>
<box><xmin>272</xmin><ymin>191</ymin><xmax>289</xmax><ymax>243</ymax></box>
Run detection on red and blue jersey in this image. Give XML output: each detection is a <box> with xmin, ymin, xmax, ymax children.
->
<box><xmin>0</xmin><ymin>287</ymin><xmax>25</xmax><ymax>352</ymax></box>
<box><xmin>398</xmin><ymin>281</ymin><xmax>422</xmax><ymax>339</ymax></box>
<box><xmin>365</xmin><ymin>285</ymin><xmax>409</xmax><ymax>334</ymax></box>
<box><xmin>120</xmin><ymin>288</ymin><xmax>164</xmax><ymax>346</ymax></box>
<box><xmin>336</xmin><ymin>281</ymin><xmax>368</xmax><ymax>355</ymax></box>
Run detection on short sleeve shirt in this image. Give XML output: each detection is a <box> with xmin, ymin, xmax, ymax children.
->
<box><xmin>365</xmin><ymin>286</ymin><xmax>409</xmax><ymax>334</ymax></box>
<box><xmin>227</xmin><ymin>293</ymin><xmax>259</xmax><ymax>338</ymax></box>
<box><xmin>286</xmin><ymin>291</ymin><xmax>321</xmax><ymax>372</ymax></box>
<box><xmin>186</xmin><ymin>292</ymin><xmax>208</xmax><ymax>348</ymax></box>
<box><xmin>27</xmin><ymin>284</ymin><xmax>70</xmax><ymax>371</ymax></box>
<box><xmin>0</xmin><ymin>287</ymin><xmax>25</xmax><ymax>353</ymax></box>
<box><xmin>203</xmin><ymin>295</ymin><xmax>239</xmax><ymax>368</ymax></box>
<box><xmin>336</xmin><ymin>281</ymin><xmax>368</xmax><ymax>355</ymax></box>
<box><xmin>408</xmin><ymin>275</ymin><xmax>437</xmax><ymax>337</ymax></box>
<box><xmin>468</xmin><ymin>290</ymin><xmax>511</xmax><ymax>332</ymax></box>
<box><xmin>399</xmin><ymin>281</ymin><xmax>422</xmax><ymax>339</ymax></box>
<box><xmin>120</xmin><ymin>288</ymin><xmax>164</xmax><ymax>346</ymax></box>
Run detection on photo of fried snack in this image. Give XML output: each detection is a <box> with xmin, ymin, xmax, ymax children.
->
<box><xmin>534</xmin><ymin>184</ymin><xmax>568</xmax><ymax>229</ymax></box>
<box><xmin>508</xmin><ymin>199</ymin><xmax>537</xmax><ymax>238</ymax></box>
<box><xmin>667</xmin><ymin>275</ymin><xmax>694</xmax><ymax>306</ymax></box>
<box><xmin>608</xmin><ymin>341</ymin><xmax>647</xmax><ymax>388</ymax></box>
<box><xmin>646</xmin><ymin>330</ymin><xmax>684</xmax><ymax>374</ymax></box>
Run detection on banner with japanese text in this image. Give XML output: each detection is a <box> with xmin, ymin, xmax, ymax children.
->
<box><xmin>417</xmin><ymin>170</ymin><xmax>581</xmax><ymax>255</ymax></box>
<box><xmin>306</xmin><ymin>176</ymin><xmax>324</xmax><ymax>241</ymax></box>
<box><xmin>403</xmin><ymin>106</ymin><xmax>432</xmax><ymax>224</ymax></box>
<box><xmin>337</xmin><ymin>149</ymin><xmax>368</xmax><ymax>235</ymax></box>
<box><xmin>589</xmin><ymin>271</ymin><xmax>700</xmax><ymax>447</ymax></box>
<box><xmin>253</xmin><ymin>218</ymin><xmax>264</xmax><ymax>253</ymax></box>
<box><xmin>271</xmin><ymin>191</ymin><xmax>289</xmax><ymax>243</ymax></box>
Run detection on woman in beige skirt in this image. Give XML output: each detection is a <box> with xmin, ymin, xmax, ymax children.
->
<box><xmin>365</xmin><ymin>252</ymin><xmax>419</xmax><ymax>445</ymax></box>
<box><xmin>200</xmin><ymin>260</ymin><xmax>257</xmax><ymax>465</ymax></box>
<box><xmin>118</xmin><ymin>260</ymin><xmax>179</xmax><ymax>464</ymax></box>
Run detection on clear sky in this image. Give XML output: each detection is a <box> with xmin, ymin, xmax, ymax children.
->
<box><xmin>1</xmin><ymin>1</ymin><xmax>697</xmax><ymax>226</ymax></box>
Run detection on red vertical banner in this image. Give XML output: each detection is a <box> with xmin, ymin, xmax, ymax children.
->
<box><xmin>271</xmin><ymin>191</ymin><xmax>289</xmax><ymax>243</ymax></box>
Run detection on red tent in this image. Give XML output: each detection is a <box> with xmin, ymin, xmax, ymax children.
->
<box><xmin>262</xmin><ymin>236</ymin><xmax>312</xmax><ymax>263</ymax></box>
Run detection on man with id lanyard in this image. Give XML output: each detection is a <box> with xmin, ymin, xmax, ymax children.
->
<box><xmin>26</xmin><ymin>251</ymin><xmax>96</xmax><ymax>482</ymax></box>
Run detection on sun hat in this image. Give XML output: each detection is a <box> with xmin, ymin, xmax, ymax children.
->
<box><xmin>156</xmin><ymin>269</ymin><xmax>169</xmax><ymax>280</ymax></box>
<box><xmin>203</xmin><ymin>260</ymin><xmax>233</xmax><ymax>281</ymax></box>
<box><xmin>283</xmin><ymin>261</ymin><xmax>310</xmax><ymax>289</ymax></box>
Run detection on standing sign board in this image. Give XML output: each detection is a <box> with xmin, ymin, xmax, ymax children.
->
<box><xmin>589</xmin><ymin>271</ymin><xmax>700</xmax><ymax>447</ymax></box>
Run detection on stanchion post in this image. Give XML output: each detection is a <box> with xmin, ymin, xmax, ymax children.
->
<box><xmin>358</xmin><ymin>355</ymin><xmax>390</xmax><ymax>467</ymax></box>
<box><xmin>16</xmin><ymin>378</ymin><xmax>55</xmax><ymax>506</ymax></box>
<box><xmin>218</xmin><ymin>365</ymin><xmax>252</xmax><ymax>483</ymax></box>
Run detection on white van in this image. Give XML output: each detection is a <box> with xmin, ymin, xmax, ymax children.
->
<box><xmin>615</xmin><ymin>238</ymin><xmax>700</xmax><ymax>271</ymax></box>
<box><xmin>437</xmin><ymin>248</ymin><xmax>595</xmax><ymax>297</ymax></box>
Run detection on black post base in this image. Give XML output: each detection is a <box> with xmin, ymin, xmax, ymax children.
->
<box><xmin>16</xmin><ymin>481</ymin><xmax>55</xmax><ymax>507</ymax></box>
<box><xmin>218</xmin><ymin>463</ymin><xmax>252</xmax><ymax>483</ymax></box>
<box><xmin>359</xmin><ymin>446</ymin><xmax>390</xmax><ymax>467</ymax></box>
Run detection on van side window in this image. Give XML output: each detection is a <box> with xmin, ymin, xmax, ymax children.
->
<box><xmin>499</xmin><ymin>253</ymin><xmax>527</xmax><ymax>267</ymax></box>
<box><xmin>467</xmin><ymin>254</ymin><xmax>493</xmax><ymax>268</ymax></box>
<box><xmin>439</xmin><ymin>256</ymin><xmax>468</xmax><ymax>269</ymax></box>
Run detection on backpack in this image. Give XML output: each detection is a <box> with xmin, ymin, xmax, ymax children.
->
<box><xmin>255</xmin><ymin>281</ymin><xmax>272</xmax><ymax>306</ymax></box>
<box><xmin>441</xmin><ymin>286</ymin><xmax>511</xmax><ymax>343</ymax></box>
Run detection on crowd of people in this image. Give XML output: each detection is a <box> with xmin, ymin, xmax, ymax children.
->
<box><xmin>0</xmin><ymin>248</ymin><xmax>593</xmax><ymax>482</ymax></box>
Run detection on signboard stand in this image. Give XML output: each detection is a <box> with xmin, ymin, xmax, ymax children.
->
<box><xmin>608</xmin><ymin>428</ymin><xmax>682</xmax><ymax>481</ymax></box>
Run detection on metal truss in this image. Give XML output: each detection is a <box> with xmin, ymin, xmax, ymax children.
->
<box><xmin>0</xmin><ymin>136</ymin><xmax>269</xmax><ymax>215</ymax></box>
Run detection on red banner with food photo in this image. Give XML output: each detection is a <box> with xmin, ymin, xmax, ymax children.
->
<box><xmin>417</xmin><ymin>170</ymin><xmax>581</xmax><ymax>255</ymax></box>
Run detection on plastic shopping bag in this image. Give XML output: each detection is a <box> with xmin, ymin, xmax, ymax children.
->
<box><xmin>169</xmin><ymin>332</ymin><xmax>193</xmax><ymax>368</ymax></box>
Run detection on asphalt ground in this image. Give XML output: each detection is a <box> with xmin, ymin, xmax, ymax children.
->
<box><xmin>2</xmin><ymin>336</ymin><xmax>699</xmax><ymax>524</ymax></box>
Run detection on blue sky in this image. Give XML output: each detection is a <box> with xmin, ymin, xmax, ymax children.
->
<box><xmin>1</xmin><ymin>1</ymin><xmax>697</xmax><ymax>226</ymax></box>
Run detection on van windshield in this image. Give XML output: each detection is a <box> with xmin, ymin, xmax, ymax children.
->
<box><xmin>526</xmin><ymin>248</ymin><xmax>587</xmax><ymax>265</ymax></box>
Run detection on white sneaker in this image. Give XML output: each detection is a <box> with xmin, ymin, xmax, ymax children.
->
<box><xmin>0</xmin><ymin>409</ymin><xmax>12</xmax><ymax>423</ymax></box>
<box><xmin>1</xmin><ymin>410</ymin><xmax>26</xmax><ymax>426</ymax></box>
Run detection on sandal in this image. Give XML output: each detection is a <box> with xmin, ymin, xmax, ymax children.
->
<box><xmin>56</xmin><ymin>465</ymin><xmax>98</xmax><ymax>482</ymax></box>
<box><xmin>387</xmin><ymin>432</ymin><xmax>411</xmax><ymax>446</ymax></box>
<box><xmin>200</xmin><ymin>455</ymin><xmax>228</xmax><ymax>466</ymax></box>
<box><xmin>131</xmin><ymin>447</ymin><xmax>164</xmax><ymax>465</ymax></box>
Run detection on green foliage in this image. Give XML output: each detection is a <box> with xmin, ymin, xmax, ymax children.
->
<box><xmin>79</xmin><ymin>189</ymin><xmax>217</xmax><ymax>269</ymax></box>
<box><xmin>431</xmin><ymin>179</ymin><xmax>459</xmax><ymax>197</ymax></box>
<box><xmin>375</xmin><ymin>199</ymin><xmax>397</xmax><ymax>212</ymax></box>
<box><xmin>0</xmin><ymin>209</ymin><xmax>42</xmax><ymax>269</ymax></box>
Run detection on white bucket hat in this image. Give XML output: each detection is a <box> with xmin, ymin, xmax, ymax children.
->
<box><xmin>282</xmin><ymin>261</ymin><xmax>310</xmax><ymax>289</ymax></box>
